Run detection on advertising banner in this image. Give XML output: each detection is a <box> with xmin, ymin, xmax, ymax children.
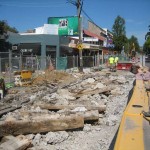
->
<box><xmin>48</xmin><ymin>16</ymin><xmax>79</xmax><ymax>36</ymax></box>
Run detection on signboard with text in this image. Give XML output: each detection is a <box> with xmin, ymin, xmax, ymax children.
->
<box><xmin>48</xmin><ymin>16</ymin><xmax>79</xmax><ymax>36</ymax></box>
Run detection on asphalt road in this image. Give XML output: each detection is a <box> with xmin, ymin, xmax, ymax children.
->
<box><xmin>145</xmin><ymin>62</ymin><xmax>150</xmax><ymax>68</ymax></box>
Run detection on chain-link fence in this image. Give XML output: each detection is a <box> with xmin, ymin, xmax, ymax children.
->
<box><xmin>0</xmin><ymin>55</ymin><xmax>108</xmax><ymax>72</ymax></box>
<box><xmin>1</xmin><ymin>52</ymin><xmax>138</xmax><ymax>88</ymax></box>
<box><xmin>0</xmin><ymin>54</ymin><xmax>109</xmax><ymax>83</ymax></box>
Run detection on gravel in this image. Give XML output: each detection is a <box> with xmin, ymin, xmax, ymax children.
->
<box><xmin>0</xmin><ymin>69</ymin><xmax>135</xmax><ymax>150</ymax></box>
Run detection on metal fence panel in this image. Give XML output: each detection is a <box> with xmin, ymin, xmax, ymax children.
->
<box><xmin>56</xmin><ymin>57</ymin><xmax>67</xmax><ymax>70</ymax></box>
<box><xmin>0</xmin><ymin>54</ymin><xmax>107</xmax><ymax>73</ymax></box>
<box><xmin>46</xmin><ymin>56</ymin><xmax>56</xmax><ymax>69</ymax></box>
<box><xmin>67</xmin><ymin>56</ymin><xmax>78</xmax><ymax>68</ymax></box>
<box><xmin>11</xmin><ymin>57</ymin><xmax>20</xmax><ymax>71</ymax></box>
<box><xmin>1</xmin><ymin>58</ymin><xmax>9</xmax><ymax>72</ymax></box>
<box><xmin>83</xmin><ymin>56</ymin><xmax>94</xmax><ymax>67</ymax></box>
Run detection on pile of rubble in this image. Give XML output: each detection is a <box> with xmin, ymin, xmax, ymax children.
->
<box><xmin>0</xmin><ymin>69</ymin><xmax>135</xmax><ymax>150</ymax></box>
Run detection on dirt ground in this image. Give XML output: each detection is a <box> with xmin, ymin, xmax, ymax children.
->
<box><xmin>0</xmin><ymin>68</ymin><xmax>135</xmax><ymax>150</ymax></box>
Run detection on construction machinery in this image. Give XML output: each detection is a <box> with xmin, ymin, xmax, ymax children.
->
<box><xmin>116</xmin><ymin>61</ymin><xmax>133</xmax><ymax>71</ymax></box>
<box><xmin>14</xmin><ymin>70</ymin><xmax>33</xmax><ymax>86</ymax></box>
<box><xmin>115</xmin><ymin>49</ymin><xmax>141</xmax><ymax>73</ymax></box>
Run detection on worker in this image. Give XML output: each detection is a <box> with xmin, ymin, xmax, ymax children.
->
<box><xmin>114</xmin><ymin>56</ymin><xmax>119</xmax><ymax>68</ymax></box>
<box><xmin>0</xmin><ymin>78</ymin><xmax>5</xmax><ymax>100</ymax></box>
<box><xmin>109</xmin><ymin>55</ymin><xmax>115</xmax><ymax>71</ymax></box>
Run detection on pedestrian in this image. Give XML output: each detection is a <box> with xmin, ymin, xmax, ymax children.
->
<box><xmin>109</xmin><ymin>55</ymin><xmax>115</xmax><ymax>71</ymax></box>
<box><xmin>0</xmin><ymin>78</ymin><xmax>5</xmax><ymax>100</ymax></box>
<box><xmin>114</xmin><ymin>55</ymin><xmax>119</xmax><ymax>69</ymax></box>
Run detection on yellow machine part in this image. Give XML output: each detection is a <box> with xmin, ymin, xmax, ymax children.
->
<box><xmin>114</xmin><ymin>80</ymin><xmax>150</xmax><ymax>150</ymax></box>
<box><xmin>14</xmin><ymin>70</ymin><xmax>32</xmax><ymax>79</ymax></box>
<box><xmin>14</xmin><ymin>70</ymin><xmax>32</xmax><ymax>86</ymax></box>
<box><xmin>20</xmin><ymin>70</ymin><xmax>32</xmax><ymax>79</ymax></box>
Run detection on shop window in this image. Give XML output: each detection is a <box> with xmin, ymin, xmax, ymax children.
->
<box><xmin>46</xmin><ymin>45</ymin><xmax>56</xmax><ymax>58</ymax></box>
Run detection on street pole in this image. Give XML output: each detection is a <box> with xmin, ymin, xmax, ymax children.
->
<box><xmin>19</xmin><ymin>52</ymin><xmax>22</xmax><ymax>71</ymax></box>
<box><xmin>141</xmin><ymin>50</ymin><xmax>143</xmax><ymax>66</ymax></box>
<box><xmin>77</xmin><ymin>0</ymin><xmax>83</xmax><ymax>72</ymax></box>
<box><xmin>9</xmin><ymin>49</ymin><xmax>12</xmax><ymax>83</ymax></box>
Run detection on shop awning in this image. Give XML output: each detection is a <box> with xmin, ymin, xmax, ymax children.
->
<box><xmin>83</xmin><ymin>30</ymin><xmax>105</xmax><ymax>41</ymax></box>
<box><xmin>68</xmin><ymin>43</ymin><xmax>102</xmax><ymax>51</ymax></box>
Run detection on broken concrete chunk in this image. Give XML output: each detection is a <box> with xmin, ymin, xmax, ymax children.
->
<box><xmin>106</xmin><ymin>115</ymin><xmax>118</xmax><ymax>126</ymax></box>
<box><xmin>117</xmin><ymin>76</ymin><xmax>127</xmax><ymax>84</ymax></box>
<box><xmin>0</xmin><ymin>135</ymin><xmax>31</xmax><ymax>150</ymax></box>
<box><xmin>71</xmin><ymin>107</ymin><xmax>87</xmax><ymax>112</ymax></box>
<box><xmin>57</xmin><ymin>89</ymin><xmax>75</xmax><ymax>100</ymax></box>
<box><xmin>86</xmin><ymin>78</ymin><xmax>95</xmax><ymax>83</ymax></box>
<box><xmin>111</xmin><ymin>87</ymin><xmax>124</xmax><ymax>95</ymax></box>
<box><xmin>45</xmin><ymin>131</ymin><xmax>69</xmax><ymax>144</ymax></box>
<box><xmin>93</xmin><ymin>83</ymin><xmax>105</xmax><ymax>89</ymax></box>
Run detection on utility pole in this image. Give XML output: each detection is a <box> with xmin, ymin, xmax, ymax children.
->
<box><xmin>9</xmin><ymin>49</ymin><xmax>12</xmax><ymax>83</ymax></box>
<box><xmin>77</xmin><ymin>0</ymin><xmax>83</xmax><ymax>72</ymax></box>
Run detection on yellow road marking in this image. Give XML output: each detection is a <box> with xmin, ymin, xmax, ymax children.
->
<box><xmin>114</xmin><ymin>80</ymin><xmax>149</xmax><ymax>150</ymax></box>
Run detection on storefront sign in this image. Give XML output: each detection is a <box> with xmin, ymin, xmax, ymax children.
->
<box><xmin>20</xmin><ymin>49</ymin><xmax>33</xmax><ymax>53</ymax></box>
<box><xmin>48</xmin><ymin>16</ymin><xmax>79</xmax><ymax>36</ymax></box>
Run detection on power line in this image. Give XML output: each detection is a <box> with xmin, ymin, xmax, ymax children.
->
<box><xmin>81</xmin><ymin>9</ymin><xmax>95</xmax><ymax>24</ymax></box>
<box><xmin>67</xmin><ymin>0</ymin><xmax>84</xmax><ymax>9</ymax></box>
<box><xmin>67</xmin><ymin>0</ymin><xmax>96</xmax><ymax>25</ymax></box>
<box><xmin>66</xmin><ymin>0</ymin><xmax>77</xmax><ymax>6</ymax></box>
<box><xmin>0</xmin><ymin>1</ymin><xmax>67</xmax><ymax>8</ymax></box>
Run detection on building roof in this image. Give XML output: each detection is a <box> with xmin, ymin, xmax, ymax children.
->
<box><xmin>83</xmin><ymin>30</ymin><xmax>105</xmax><ymax>41</ymax></box>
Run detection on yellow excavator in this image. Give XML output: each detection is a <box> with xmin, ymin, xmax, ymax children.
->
<box><xmin>14</xmin><ymin>70</ymin><xmax>33</xmax><ymax>86</ymax></box>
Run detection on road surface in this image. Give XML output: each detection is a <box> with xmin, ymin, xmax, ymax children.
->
<box><xmin>145</xmin><ymin>62</ymin><xmax>150</xmax><ymax>68</ymax></box>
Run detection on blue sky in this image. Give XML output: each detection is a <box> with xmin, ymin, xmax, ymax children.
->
<box><xmin>0</xmin><ymin>0</ymin><xmax>149</xmax><ymax>46</ymax></box>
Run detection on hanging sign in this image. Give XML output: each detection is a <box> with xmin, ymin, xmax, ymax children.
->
<box><xmin>77</xmin><ymin>43</ymin><xmax>83</xmax><ymax>50</ymax></box>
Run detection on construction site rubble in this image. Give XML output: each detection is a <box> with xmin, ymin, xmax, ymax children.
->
<box><xmin>0</xmin><ymin>69</ymin><xmax>135</xmax><ymax>150</ymax></box>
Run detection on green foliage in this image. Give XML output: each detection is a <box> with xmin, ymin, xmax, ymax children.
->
<box><xmin>0</xmin><ymin>39</ymin><xmax>10</xmax><ymax>52</ymax></box>
<box><xmin>143</xmin><ymin>37</ymin><xmax>150</xmax><ymax>54</ymax></box>
<box><xmin>0</xmin><ymin>20</ymin><xmax>18</xmax><ymax>52</ymax></box>
<box><xmin>145</xmin><ymin>32</ymin><xmax>150</xmax><ymax>40</ymax></box>
<box><xmin>145</xmin><ymin>25</ymin><xmax>150</xmax><ymax>40</ymax></box>
<box><xmin>113</xmin><ymin>35</ymin><xmax>127</xmax><ymax>51</ymax></box>
<box><xmin>0</xmin><ymin>20</ymin><xmax>18</xmax><ymax>35</ymax></box>
<box><xmin>128</xmin><ymin>35</ymin><xmax>140</xmax><ymax>51</ymax></box>
<box><xmin>0</xmin><ymin>21</ymin><xmax>6</xmax><ymax>34</ymax></box>
<box><xmin>112</xmin><ymin>15</ymin><xmax>127</xmax><ymax>52</ymax></box>
<box><xmin>124</xmin><ymin>35</ymin><xmax>140</xmax><ymax>56</ymax></box>
<box><xmin>143</xmin><ymin>25</ymin><xmax>150</xmax><ymax>54</ymax></box>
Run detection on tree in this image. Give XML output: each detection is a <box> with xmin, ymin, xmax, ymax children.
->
<box><xmin>0</xmin><ymin>20</ymin><xmax>18</xmax><ymax>53</ymax></box>
<box><xmin>143</xmin><ymin>25</ymin><xmax>150</xmax><ymax>54</ymax></box>
<box><xmin>143</xmin><ymin>37</ymin><xmax>150</xmax><ymax>54</ymax></box>
<box><xmin>128</xmin><ymin>35</ymin><xmax>140</xmax><ymax>52</ymax></box>
<box><xmin>145</xmin><ymin>25</ymin><xmax>150</xmax><ymax>40</ymax></box>
<box><xmin>112</xmin><ymin>15</ymin><xmax>127</xmax><ymax>53</ymax></box>
<box><xmin>0</xmin><ymin>20</ymin><xmax>18</xmax><ymax>34</ymax></box>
